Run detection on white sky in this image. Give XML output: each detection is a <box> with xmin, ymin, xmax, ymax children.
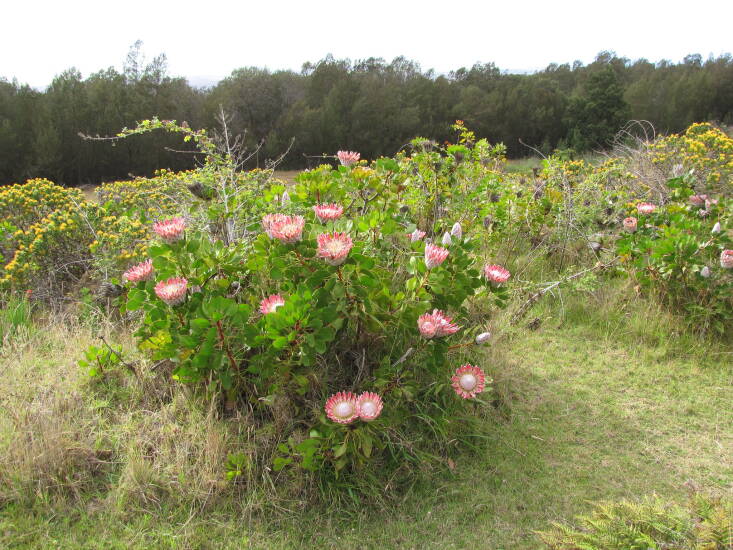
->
<box><xmin>3</xmin><ymin>0</ymin><xmax>732</xmax><ymax>89</ymax></box>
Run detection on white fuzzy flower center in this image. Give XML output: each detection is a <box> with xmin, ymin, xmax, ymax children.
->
<box><xmin>360</xmin><ymin>401</ymin><xmax>376</xmax><ymax>416</ymax></box>
<box><xmin>459</xmin><ymin>373</ymin><xmax>477</xmax><ymax>391</ymax></box>
<box><xmin>335</xmin><ymin>401</ymin><xmax>353</xmax><ymax>418</ymax></box>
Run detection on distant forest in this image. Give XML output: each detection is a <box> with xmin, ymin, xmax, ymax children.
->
<box><xmin>1</xmin><ymin>42</ymin><xmax>732</xmax><ymax>186</ymax></box>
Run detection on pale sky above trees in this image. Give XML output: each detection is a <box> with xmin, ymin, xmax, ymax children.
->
<box><xmin>4</xmin><ymin>0</ymin><xmax>732</xmax><ymax>88</ymax></box>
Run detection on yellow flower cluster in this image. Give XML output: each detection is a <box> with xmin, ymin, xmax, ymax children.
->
<box><xmin>650</xmin><ymin>123</ymin><xmax>733</xmax><ymax>188</ymax></box>
<box><xmin>0</xmin><ymin>179</ymin><xmax>85</xmax><ymax>230</ymax></box>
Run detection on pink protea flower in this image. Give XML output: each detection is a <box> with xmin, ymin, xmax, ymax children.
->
<box><xmin>269</xmin><ymin>215</ymin><xmax>305</xmax><ymax>244</ymax></box>
<box><xmin>483</xmin><ymin>264</ymin><xmax>511</xmax><ymax>285</ymax></box>
<box><xmin>356</xmin><ymin>392</ymin><xmax>383</xmax><ymax>422</ymax></box>
<box><xmin>336</xmin><ymin>150</ymin><xmax>360</xmax><ymax>166</ymax></box>
<box><xmin>689</xmin><ymin>194</ymin><xmax>707</xmax><ymax>207</ymax></box>
<box><xmin>261</xmin><ymin>213</ymin><xmax>288</xmax><ymax>238</ymax></box>
<box><xmin>409</xmin><ymin>229</ymin><xmax>426</xmax><ymax>242</ymax></box>
<box><xmin>317</xmin><ymin>232</ymin><xmax>353</xmax><ymax>266</ymax></box>
<box><xmin>418</xmin><ymin>309</ymin><xmax>460</xmax><ymax>339</ymax></box>
<box><xmin>153</xmin><ymin>216</ymin><xmax>186</xmax><ymax>243</ymax></box>
<box><xmin>425</xmin><ymin>243</ymin><xmax>449</xmax><ymax>269</ymax></box>
<box><xmin>154</xmin><ymin>277</ymin><xmax>188</xmax><ymax>306</ymax></box>
<box><xmin>637</xmin><ymin>202</ymin><xmax>657</xmax><ymax>215</ymax></box>
<box><xmin>313</xmin><ymin>203</ymin><xmax>344</xmax><ymax>223</ymax></box>
<box><xmin>451</xmin><ymin>364</ymin><xmax>487</xmax><ymax>399</ymax></box>
<box><xmin>123</xmin><ymin>259</ymin><xmax>153</xmax><ymax>283</ymax></box>
<box><xmin>259</xmin><ymin>294</ymin><xmax>285</xmax><ymax>314</ymax></box>
<box><xmin>721</xmin><ymin>250</ymin><xmax>733</xmax><ymax>269</ymax></box>
<box><xmin>325</xmin><ymin>391</ymin><xmax>359</xmax><ymax>424</ymax></box>
<box><xmin>623</xmin><ymin>217</ymin><xmax>638</xmax><ymax>233</ymax></box>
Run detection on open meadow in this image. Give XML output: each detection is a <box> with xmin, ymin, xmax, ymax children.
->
<box><xmin>0</xmin><ymin>121</ymin><xmax>731</xmax><ymax>549</ymax></box>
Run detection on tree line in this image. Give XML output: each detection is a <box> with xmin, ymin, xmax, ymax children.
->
<box><xmin>1</xmin><ymin>43</ymin><xmax>732</xmax><ymax>186</ymax></box>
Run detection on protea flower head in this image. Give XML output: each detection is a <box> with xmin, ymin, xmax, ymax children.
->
<box><xmin>623</xmin><ymin>217</ymin><xmax>638</xmax><ymax>233</ymax></box>
<box><xmin>712</xmin><ymin>222</ymin><xmax>722</xmax><ymax>234</ymax></box>
<box><xmin>262</xmin><ymin>213</ymin><xmax>288</xmax><ymax>238</ymax></box>
<box><xmin>689</xmin><ymin>194</ymin><xmax>707</xmax><ymax>207</ymax></box>
<box><xmin>336</xmin><ymin>150</ymin><xmax>360</xmax><ymax>166</ymax></box>
<box><xmin>451</xmin><ymin>364</ymin><xmax>487</xmax><ymax>399</ymax></box>
<box><xmin>721</xmin><ymin>250</ymin><xmax>733</xmax><ymax>269</ymax></box>
<box><xmin>451</xmin><ymin>222</ymin><xmax>463</xmax><ymax>239</ymax></box>
<box><xmin>260</xmin><ymin>294</ymin><xmax>285</xmax><ymax>314</ymax></box>
<box><xmin>483</xmin><ymin>264</ymin><xmax>511</xmax><ymax>285</ymax></box>
<box><xmin>356</xmin><ymin>392</ymin><xmax>383</xmax><ymax>422</ymax></box>
<box><xmin>441</xmin><ymin>231</ymin><xmax>452</xmax><ymax>246</ymax></box>
<box><xmin>425</xmin><ymin>243</ymin><xmax>449</xmax><ymax>269</ymax></box>
<box><xmin>700</xmin><ymin>266</ymin><xmax>711</xmax><ymax>278</ymax></box>
<box><xmin>313</xmin><ymin>203</ymin><xmax>344</xmax><ymax>223</ymax></box>
<box><xmin>153</xmin><ymin>216</ymin><xmax>186</xmax><ymax>243</ymax></box>
<box><xmin>409</xmin><ymin>229</ymin><xmax>426</xmax><ymax>242</ymax></box>
<box><xmin>280</xmin><ymin>190</ymin><xmax>291</xmax><ymax>207</ymax></box>
<box><xmin>269</xmin><ymin>215</ymin><xmax>305</xmax><ymax>243</ymax></box>
<box><xmin>325</xmin><ymin>391</ymin><xmax>359</xmax><ymax>424</ymax></box>
<box><xmin>698</xmin><ymin>209</ymin><xmax>710</xmax><ymax>218</ymax></box>
<box><xmin>637</xmin><ymin>202</ymin><xmax>657</xmax><ymax>215</ymax></box>
<box><xmin>123</xmin><ymin>259</ymin><xmax>153</xmax><ymax>283</ymax></box>
<box><xmin>705</xmin><ymin>198</ymin><xmax>718</xmax><ymax>209</ymax></box>
<box><xmin>317</xmin><ymin>232</ymin><xmax>353</xmax><ymax>266</ymax></box>
<box><xmin>154</xmin><ymin>277</ymin><xmax>188</xmax><ymax>306</ymax></box>
<box><xmin>418</xmin><ymin>309</ymin><xmax>460</xmax><ymax>339</ymax></box>
<box><xmin>475</xmin><ymin>332</ymin><xmax>491</xmax><ymax>345</ymax></box>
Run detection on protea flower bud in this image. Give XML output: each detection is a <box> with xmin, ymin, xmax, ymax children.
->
<box><xmin>623</xmin><ymin>217</ymin><xmax>638</xmax><ymax>233</ymax></box>
<box><xmin>155</xmin><ymin>277</ymin><xmax>188</xmax><ymax>306</ymax></box>
<box><xmin>451</xmin><ymin>222</ymin><xmax>462</xmax><ymax>239</ymax></box>
<box><xmin>721</xmin><ymin>250</ymin><xmax>733</xmax><ymax>269</ymax></box>
<box><xmin>700</xmin><ymin>266</ymin><xmax>711</xmax><ymax>278</ymax></box>
<box><xmin>336</xmin><ymin>150</ymin><xmax>360</xmax><ymax>166</ymax></box>
<box><xmin>451</xmin><ymin>364</ymin><xmax>487</xmax><ymax>399</ymax></box>
<box><xmin>153</xmin><ymin>217</ymin><xmax>186</xmax><ymax>243</ymax></box>
<box><xmin>280</xmin><ymin>190</ymin><xmax>291</xmax><ymax>207</ymax></box>
<box><xmin>316</xmin><ymin>232</ymin><xmax>353</xmax><ymax>266</ymax></box>
<box><xmin>425</xmin><ymin>243</ymin><xmax>449</xmax><ymax>269</ymax></box>
<box><xmin>475</xmin><ymin>332</ymin><xmax>491</xmax><ymax>345</ymax></box>
<box><xmin>637</xmin><ymin>202</ymin><xmax>657</xmax><ymax>215</ymax></box>
<box><xmin>259</xmin><ymin>294</ymin><xmax>285</xmax><ymax>314</ymax></box>
<box><xmin>441</xmin><ymin>232</ymin><xmax>452</xmax><ymax>246</ymax></box>
<box><xmin>409</xmin><ymin>229</ymin><xmax>426</xmax><ymax>242</ymax></box>
<box><xmin>483</xmin><ymin>264</ymin><xmax>511</xmax><ymax>285</ymax></box>
<box><xmin>418</xmin><ymin>309</ymin><xmax>460</xmax><ymax>339</ymax></box>
<box><xmin>712</xmin><ymin>222</ymin><xmax>722</xmax><ymax>234</ymax></box>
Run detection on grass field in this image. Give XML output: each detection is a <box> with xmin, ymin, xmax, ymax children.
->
<box><xmin>2</xmin><ymin>284</ymin><xmax>730</xmax><ymax>549</ymax></box>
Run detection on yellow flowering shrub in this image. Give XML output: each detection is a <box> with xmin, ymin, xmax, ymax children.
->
<box><xmin>650</xmin><ymin>122</ymin><xmax>733</xmax><ymax>191</ymax></box>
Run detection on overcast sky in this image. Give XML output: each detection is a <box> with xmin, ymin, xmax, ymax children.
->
<box><xmin>4</xmin><ymin>0</ymin><xmax>732</xmax><ymax>89</ymax></box>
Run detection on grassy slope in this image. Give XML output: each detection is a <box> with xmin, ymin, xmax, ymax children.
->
<box><xmin>1</xmin><ymin>297</ymin><xmax>731</xmax><ymax>549</ymax></box>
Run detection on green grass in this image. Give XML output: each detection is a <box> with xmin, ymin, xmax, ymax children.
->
<box><xmin>2</xmin><ymin>288</ymin><xmax>730</xmax><ymax>549</ymax></box>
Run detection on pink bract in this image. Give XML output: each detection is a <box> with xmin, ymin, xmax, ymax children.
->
<box><xmin>357</xmin><ymin>392</ymin><xmax>383</xmax><ymax>422</ymax></box>
<box><xmin>123</xmin><ymin>259</ymin><xmax>153</xmax><ymax>283</ymax></box>
<box><xmin>721</xmin><ymin>250</ymin><xmax>733</xmax><ymax>269</ymax></box>
<box><xmin>451</xmin><ymin>364</ymin><xmax>487</xmax><ymax>399</ymax></box>
<box><xmin>623</xmin><ymin>216</ymin><xmax>638</xmax><ymax>232</ymax></box>
<box><xmin>325</xmin><ymin>392</ymin><xmax>359</xmax><ymax>424</ymax></box>
<box><xmin>313</xmin><ymin>203</ymin><xmax>344</xmax><ymax>223</ymax></box>
<box><xmin>425</xmin><ymin>243</ymin><xmax>449</xmax><ymax>269</ymax></box>
<box><xmin>317</xmin><ymin>232</ymin><xmax>353</xmax><ymax>266</ymax></box>
<box><xmin>269</xmin><ymin>215</ymin><xmax>305</xmax><ymax>243</ymax></box>
<box><xmin>336</xmin><ymin>150</ymin><xmax>360</xmax><ymax>166</ymax></box>
<box><xmin>154</xmin><ymin>277</ymin><xmax>188</xmax><ymax>306</ymax></box>
<box><xmin>637</xmin><ymin>202</ymin><xmax>657</xmax><ymax>215</ymax></box>
<box><xmin>418</xmin><ymin>309</ymin><xmax>460</xmax><ymax>339</ymax></box>
<box><xmin>259</xmin><ymin>294</ymin><xmax>285</xmax><ymax>314</ymax></box>
<box><xmin>483</xmin><ymin>264</ymin><xmax>510</xmax><ymax>285</ymax></box>
<box><xmin>153</xmin><ymin>217</ymin><xmax>186</xmax><ymax>243</ymax></box>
